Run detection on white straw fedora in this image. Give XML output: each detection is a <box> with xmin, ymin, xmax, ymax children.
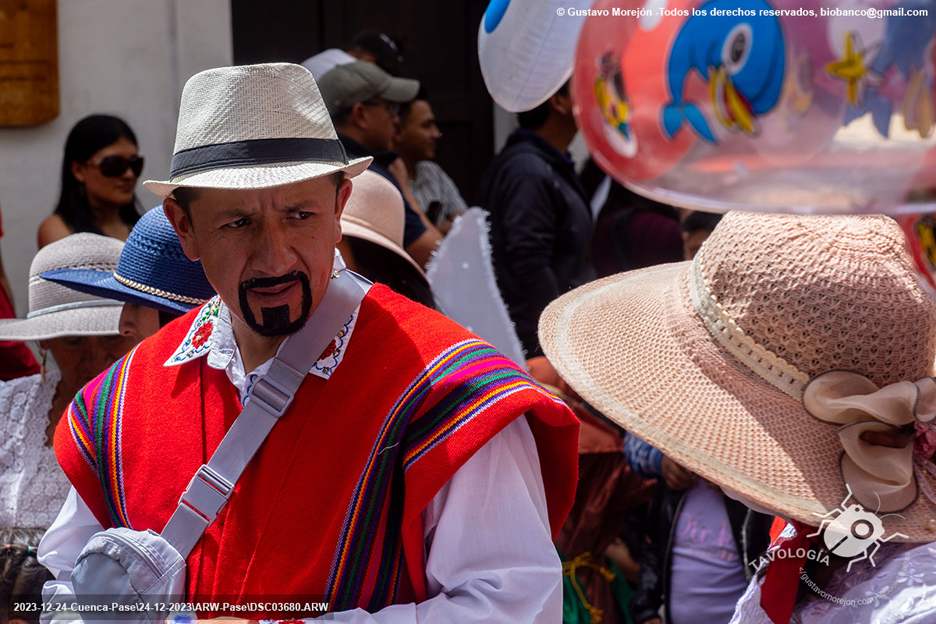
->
<box><xmin>143</xmin><ymin>63</ymin><xmax>372</xmax><ymax>197</ymax></box>
<box><xmin>540</xmin><ymin>212</ymin><xmax>936</xmax><ymax>541</ymax></box>
<box><xmin>0</xmin><ymin>233</ymin><xmax>124</xmax><ymax>341</ymax></box>
<box><xmin>341</xmin><ymin>170</ymin><xmax>426</xmax><ymax>278</ymax></box>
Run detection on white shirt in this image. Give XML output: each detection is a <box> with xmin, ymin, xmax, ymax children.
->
<box><xmin>39</xmin><ymin>277</ymin><xmax>561</xmax><ymax>623</ymax></box>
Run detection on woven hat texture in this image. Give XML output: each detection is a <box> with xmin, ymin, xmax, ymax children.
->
<box><xmin>539</xmin><ymin>212</ymin><xmax>936</xmax><ymax>541</ymax></box>
<box><xmin>144</xmin><ymin>63</ymin><xmax>372</xmax><ymax>197</ymax></box>
<box><xmin>0</xmin><ymin>233</ymin><xmax>123</xmax><ymax>341</ymax></box>
<box><xmin>341</xmin><ymin>170</ymin><xmax>425</xmax><ymax>278</ymax></box>
<box><xmin>41</xmin><ymin>206</ymin><xmax>215</xmax><ymax>315</ymax></box>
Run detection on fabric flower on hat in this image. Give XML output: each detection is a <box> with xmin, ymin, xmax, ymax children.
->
<box><xmin>914</xmin><ymin>421</ymin><xmax>936</xmax><ymax>459</ymax></box>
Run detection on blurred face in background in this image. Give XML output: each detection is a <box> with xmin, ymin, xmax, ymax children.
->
<box><xmin>394</xmin><ymin>100</ymin><xmax>441</xmax><ymax>163</ymax></box>
<box><xmin>71</xmin><ymin>137</ymin><xmax>141</xmax><ymax>210</ymax></box>
<box><xmin>118</xmin><ymin>303</ymin><xmax>161</xmax><ymax>341</ymax></box>
<box><xmin>683</xmin><ymin>228</ymin><xmax>715</xmax><ymax>261</ymax></box>
<box><xmin>40</xmin><ymin>334</ymin><xmax>138</xmax><ymax>390</ymax></box>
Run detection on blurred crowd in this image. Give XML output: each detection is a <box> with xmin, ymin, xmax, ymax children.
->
<box><xmin>0</xmin><ymin>29</ymin><xmax>753</xmax><ymax>624</ymax></box>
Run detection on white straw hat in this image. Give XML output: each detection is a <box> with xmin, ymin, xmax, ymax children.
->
<box><xmin>0</xmin><ymin>233</ymin><xmax>124</xmax><ymax>341</ymax></box>
<box><xmin>341</xmin><ymin>170</ymin><xmax>425</xmax><ymax>278</ymax></box>
<box><xmin>143</xmin><ymin>63</ymin><xmax>372</xmax><ymax>197</ymax></box>
<box><xmin>540</xmin><ymin>212</ymin><xmax>936</xmax><ymax>541</ymax></box>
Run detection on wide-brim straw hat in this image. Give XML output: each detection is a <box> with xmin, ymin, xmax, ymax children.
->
<box><xmin>143</xmin><ymin>63</ymin><xmax>372</xmax><ymax>198</ymax></box>
<box><xmin>0</xmin><ymin>233</ymin><xmax>124</xmax><ymax>341</ymax></box>
<box><xmin>41</xmin><ymin>206</ymin><xmax>216</xmax><ymax>315</ymax></box>
<box><xmin>540</xmin><ymin>212</ymin><xmax>936</xmax><ymax>541</ymax></box>
<box><xmin>341</xmin><ymin>170</ymin><xmax>426</xmax><ymax>279</ymax></box>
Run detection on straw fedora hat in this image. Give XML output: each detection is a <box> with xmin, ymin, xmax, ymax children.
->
<box><xmin>341</xmin><ymin>170</ymin><xmax>426</xmax><ymax>278</ymax></box>
<box><xmin>41</xmin><ymin>207</ymin><xmax>216</xmax><ymax>315</ymax></box>
<box><xmin>540</xmin><ymin>212</ymin><xmax>936</xmax><ymax>541</ymax></box>
<box><xmin>143</xmin><ymin>63</ymin><xmax>372</xmax><ymax>198</ymax></box>
<box><xmin>0</xmin><ymin>233</ymin><xmax>124</xmax><ymax>341</ymax></box>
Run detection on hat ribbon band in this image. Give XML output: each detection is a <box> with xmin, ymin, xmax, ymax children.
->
<box><xmin>113</xmin><ymin>272</ymin><xmax>208</xmax><ymax>305</ymax></box>
<box><xmin>688</xmin><ymin>251</ymin><xmax>810</xmax><ymax>399</ymax></box>
<box><xmin>804</xmin><ymin>370</ymin><xmax>936</xmax><ymax>513</ymax></box>
<box><xmin>170</xmin><ymin>137</ymin><xmax>349</xmax><ymax>179</ymax></box>
<box><xmin>26</xmin><ymin>299</ymin><xmax>121</xmax><ymax>318</ymax></box>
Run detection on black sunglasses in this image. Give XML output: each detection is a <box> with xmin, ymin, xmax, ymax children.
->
<box><xmin>89</xmin><ymin>155</ymin><xmax>145</xmax><ymax>178</ymax></box>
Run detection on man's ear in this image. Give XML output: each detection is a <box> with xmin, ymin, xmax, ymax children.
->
<box><xmin>163</xmin><ymin>198</ymin><xmax>200</xmax><ymax>261</ymax></box>
<box><xmin>350</xmin><ymin>102</ymin><xmax>369</xmax><ymax>130</ymax></box>
<box><xmin>334</xmin><ymin>177</ymin><xmax>353</xmax><ymax>244</ymax></box>
<box><xmin>550</xmin><ymin>91</ymin><xmax>573</xmax><ymax>117</ymax></box>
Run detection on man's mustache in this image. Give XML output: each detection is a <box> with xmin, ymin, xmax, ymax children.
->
<box><xmin>240</xmin><ymin>271</ymin><xmax>307</xmax><ymax>291</ymax></box>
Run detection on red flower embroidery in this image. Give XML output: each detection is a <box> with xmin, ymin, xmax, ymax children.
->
<box><xmin>319</xmin><ymin>338</ymin><xmax>337</xmax><ymax>360</ymax></box>
<box><xmin>191</xmin><ymin>323</ymin><xmax>213</xmax><ymax>349</ymax></box>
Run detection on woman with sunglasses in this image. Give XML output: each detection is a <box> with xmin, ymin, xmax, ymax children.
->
<box><xmin>37</xmin><ymin>115</ymin><xmax>144</xmax><ymax>248</ymax></box>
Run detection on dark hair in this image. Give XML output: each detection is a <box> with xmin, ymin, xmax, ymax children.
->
<box><xmin>398</xmin><ymin>86</ymin><xmax>429</xmax><ymax>126</ymax></box>
<box><xmin>345</xmin><ymin>237</ymin><xmax>435</xmax><ymax>308</ymax></box>
<box><xmin>680</xmin><ymin>210</ymin><xmax>723</xmax><ymax>234</ymax></box>
<box><xmin>517</xmin><ymin>82</ymin><xmax>570</xmax><ymax>130</ymax></box>
<box><xmin>54</xmin><ymin>115</ymin><xmax>142</xmax><ymax>235</ymax></box>
<box><xmin>170</xmin><ymin>187</ymin><xmax>201</xmax><ymax>220</ymax></box>
<box><xmin>0</xmin><ymin>528</ymin><xmax>53</xmax><ymax>624</ymax></box>
<box><xmin>347</xmin><ymin>30</ymin><xmax>404</xmax><ymax>75</ymax></box>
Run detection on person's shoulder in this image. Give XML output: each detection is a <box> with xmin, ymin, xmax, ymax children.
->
<box><xmin>37</xmin><ymin>214</ymin><xmax>72</xmax><ymax>249</ymax></box>
<box><xmin>360</xmin><ymin>284</ymin><xmax>476</xmax><ymax>345</ymax></box>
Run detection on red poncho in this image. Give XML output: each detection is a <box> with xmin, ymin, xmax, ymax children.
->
<box><xmin>56</xmin><ymin>286</ymin><xmax>579</xmax><ymax>618</ymax></box>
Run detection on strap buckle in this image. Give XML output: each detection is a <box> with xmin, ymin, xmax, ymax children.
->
<box><xmin>249</xmin><ymin>359</ymin><xmax>303</xmax><ymax>418</ymax></box>
<box><xmin>179</xmin><ymin>465</ymin><xmax>234</xmax><ymax>522</ymax></box>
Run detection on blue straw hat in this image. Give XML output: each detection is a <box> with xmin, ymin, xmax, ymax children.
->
<box><xmin>42</xmin><ymin>206</ymin><xmax>215</xmax><ymax>315</ymax></box>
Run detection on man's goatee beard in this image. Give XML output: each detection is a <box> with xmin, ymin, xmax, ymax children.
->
<box><xmin>238</xmin><ymin>271</ymin><xmax>313</xmax><ymax>337</ymax></box>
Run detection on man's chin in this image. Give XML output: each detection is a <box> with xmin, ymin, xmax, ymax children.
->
<box><xmin>238</xmin><ymin>274</ymin><xmax>314</xmax><ymax>338</ymax></box>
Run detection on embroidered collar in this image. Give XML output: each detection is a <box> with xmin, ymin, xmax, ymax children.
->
<box><xmin>164</xmin><ymin>295</ymin><xmax>358</xmax><ymax>380</ymax></box>
<box><xmin>165</xmin><ymin>253</ymin><xmax>360</xmax><ymax>389</ymax></box>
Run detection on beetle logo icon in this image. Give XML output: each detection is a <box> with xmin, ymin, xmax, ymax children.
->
<box><xmin>807</xmin><ymin>484</ymin><xmax>909</xmax><ymax>572</ymax></box>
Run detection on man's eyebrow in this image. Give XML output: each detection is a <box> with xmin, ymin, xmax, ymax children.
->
<box><xmin>280</xmin><ymin>199</ymin><xmax>324</xmax><ymax>212</ymax></box>
<box><xmin>213</xmin><ymin>206</ymin><xmax>254</xmax><ymax>222</ymax></box>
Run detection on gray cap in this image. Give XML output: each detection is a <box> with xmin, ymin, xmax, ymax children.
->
<box><xmin>318</xmin><ymin>61</ymin><xmax>420</xmax><ymax>116</ymax></box>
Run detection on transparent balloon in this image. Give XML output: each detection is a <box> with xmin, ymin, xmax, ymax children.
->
<box><xmin>574</xmin><ymin>0</ymin><xmax>936</xmax><ymax>214</ymax></box>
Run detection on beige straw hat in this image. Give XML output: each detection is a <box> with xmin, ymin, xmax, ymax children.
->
<box><xmin>144</xmin><ymin>63</ymin><xmax>372</xmax><ymax>197</ymax></box>
<box><xmin>0</xmin><ymin>233</ymin><xmax>124</xmax><ymax>341</ymax></box>
<box><xmin>341</xmin><ymin>170</ymin><xmax>425</xmax><ymax>277</ymax></box>
<box><xmin>540</xmin><ymin>212</ymin><xmax>936</xmax><ymax>541</ymax></box>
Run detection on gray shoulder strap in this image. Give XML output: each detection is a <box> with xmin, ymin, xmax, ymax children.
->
<box><xmin>161</xmin><ymin>270</ymin><xmax>370</xmax><ymax>557</ymax></box>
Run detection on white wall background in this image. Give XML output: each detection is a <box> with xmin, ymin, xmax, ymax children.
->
<box><xmin>0</xmin><ymin>0</ymin><xmax>232</xmax><ymax>314</ymax></box>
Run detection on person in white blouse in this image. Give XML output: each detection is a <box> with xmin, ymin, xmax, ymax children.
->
<box><xmin>38</xmin><ymin>63</ymin><xmax>579</xmax><ymax>624</ymax></box>
<box><xmin>0</xmin><ymin>234</ymin><xmax>136</xmax><ymax>531</ymax></box>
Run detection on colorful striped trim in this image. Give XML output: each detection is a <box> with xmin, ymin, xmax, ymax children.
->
<box><xmin>67</xmin><ymin>348</ymin><xmax>137</xmax><ymax>529</ymax></box>
<box><xmin>323</xmin><ymin>340</ymin><xmax>560</xmax><ymax>611</ymax></box>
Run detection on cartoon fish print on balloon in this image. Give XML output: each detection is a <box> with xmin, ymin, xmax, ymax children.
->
<box><xmin>661</xmin><ymin>0</ymin><xmax>786</xmax><ymax>143</ymax></box>
<box><xmin>836</xmin><ymin>0</ymin><xmax>936</xmax><ymax>138</ymax></box>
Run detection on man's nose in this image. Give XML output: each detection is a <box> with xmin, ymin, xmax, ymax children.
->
<box><xmin>118</xmin><ymin>304</ymin><xmax>138</xmax><ymax>338</ymax></box>
<box><xmin>252</xmin><ymin>221</ymin><xmax>298</xmax><ymax>275</ymax></box>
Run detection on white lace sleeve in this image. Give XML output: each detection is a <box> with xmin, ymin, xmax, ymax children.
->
<box><xmin>0</xmin><ymin>371</ymin><xmax>70</xmax><ymax>529</ymax></box>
